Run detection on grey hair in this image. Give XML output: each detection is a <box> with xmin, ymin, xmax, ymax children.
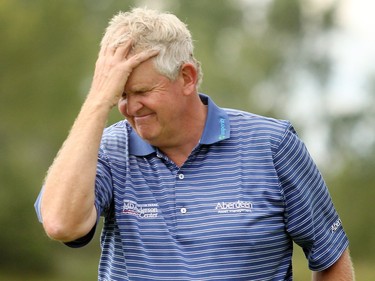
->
<box><xmin>101</xmin><ymin>7</ymin><xmax>203</xmax><ymax>89</ymax></box>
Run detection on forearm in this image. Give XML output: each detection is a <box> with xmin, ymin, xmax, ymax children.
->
<box><xmin>41</xmin><ymin>97</ymin><xmax>111</xmax><ymax>242</ymax></box>
<box><xmin>312</xmin><ymin>249</ymin><xmax>355</xmax><ymax>281</ymax></box>
<box><xmin>40</xmin><ymin>40</ymin><xmax>159</xmax><ymax>242</ymax></box>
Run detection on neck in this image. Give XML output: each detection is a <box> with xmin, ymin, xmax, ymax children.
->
<box><xmin>159</xmin><ymin>94</ymin><xmax>207</xmax><ymax>167</ymax></box>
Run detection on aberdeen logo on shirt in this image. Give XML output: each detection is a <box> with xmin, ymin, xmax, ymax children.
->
<box><xmin>215</xmin><ymin>200</ymin><xmax>253</xmax><ymax>214</ymax></box>
<box><xmin>122</xmin><ymin>200</ymin><xmax>159</xmax><ymax>218</ymax></box>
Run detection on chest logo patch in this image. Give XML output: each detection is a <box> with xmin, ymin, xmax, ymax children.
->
<box><xmin>215</xmin><ymin>200</ymin><xmax>253</xmax><ymax>214</ymax></box>
<box><xmin>122</xmin><ymin>200</ymin><xmax>159</xmax><ymax>218</ymax></box>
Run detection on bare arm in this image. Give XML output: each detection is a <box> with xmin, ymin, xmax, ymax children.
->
<box><xmin>312</xmin><ymin>248</ymin><xmax>355</xmax><ymax>281</ymax></box>
<box><xmin>41</xmin><ymin>41</ymin><xmax>159</xmax><ymax>242</ymax></box>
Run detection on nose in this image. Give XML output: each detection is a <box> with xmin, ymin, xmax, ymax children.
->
<box><xmin>124</xmin><ymin>94</ymin><xmax>143</xmax><ymax>116</ymax></box>
<box><xmin>118</xmin><ymin>93</ymin><xmax>143</xmax><ymax>118</ymax></box>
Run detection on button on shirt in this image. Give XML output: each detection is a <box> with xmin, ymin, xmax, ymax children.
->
<box><xmin>35</xmin><ymin>94</ymin><xmax>349</xmax><ymax>281</ymax></box>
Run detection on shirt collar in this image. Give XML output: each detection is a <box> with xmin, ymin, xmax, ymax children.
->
<box><xmin>128</xmin><ymin>93</ymin><xmax>230</xmax><ymax>156</ymax></box>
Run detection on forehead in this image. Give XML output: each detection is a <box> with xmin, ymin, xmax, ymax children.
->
<box><xmin>125</xmin><ymin>59</ymin><xmax>168</xmax><ymax>91</ymax></box>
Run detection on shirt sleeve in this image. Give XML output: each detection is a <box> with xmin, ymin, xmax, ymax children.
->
<box><xmin>274</xmin><ymin>123</ymin><xmax>349</xmax><ymax>271</ymax></box>
<box><xmin>94</xmin><ymin>151</ymin><xmax>114</xmax><ymax>218</ymax></box>
<box><xmin>34</xmin><ymin>183</ymin><xmax>101</xmax><ymax>248</ymax></box>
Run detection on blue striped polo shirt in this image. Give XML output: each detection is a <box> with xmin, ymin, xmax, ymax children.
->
<box><xmin>35</xmin><ymin>94</ymin><xmax>348</xmax><ymax>281</ymax></box>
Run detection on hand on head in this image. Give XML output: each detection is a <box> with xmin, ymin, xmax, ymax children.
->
<box><xmin>89</xmin><ymin>40</ymin><xmax>159</xmax><ymax>108</ymax></box>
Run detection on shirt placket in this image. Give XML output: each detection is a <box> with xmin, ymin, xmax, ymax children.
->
<box><xmin>176</xmin><ymin>171</ymin><xmax>188</xmax><ymax>217</ymax></box>
<box><xmin>156</xmin><ymin>148</ymin><xmax>199</xmax><ymax>235</ymax></box>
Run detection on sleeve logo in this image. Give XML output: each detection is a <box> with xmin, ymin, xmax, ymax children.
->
<box><xmin>331</xmin><ymin>219</ymin><xmax>342</xmax><ymax>233</ymax></box>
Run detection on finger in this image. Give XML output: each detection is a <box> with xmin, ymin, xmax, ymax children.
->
<box><xmin>113</xmin><ymin>39</ymin><xmax>133</xmax><ymax>60</ymax></box>
<box><xmin>98</xmin><ymin>43</ymin><xmax>116</xmax><ymax>58</ymax></box>
<box><xmin>127</xmin><ymin>49</ymin><xmax>160</xmax><ymax>68</ymax></box>
<box><xmin>100</xmin><ymin>36</ymin><xmax>119</xmax><ymax>56</ymax></box>
<box><xmin>98</xmin><ymin>43</ymin><xmax>107</xmax><ymax>57</ymax></box>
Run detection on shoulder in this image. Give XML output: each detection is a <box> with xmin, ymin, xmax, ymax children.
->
<box><xmin>224</xmin><ymin>108</ymin><xmax>296</xmax><ymax>141</ymax></box>
<box><xmin>103</xmin><ymin>120</ymin><xmax>129</xmax><ymax>136</ymax></box>
<box><xmin>99</xmin><ymin>120</ymin><xmax>130</xmax><ymax>156</ymax></box>
<box><xmin>102</xmin><ymin>120</ymin><xmax>129</xmax><ymax>142</ymax></box>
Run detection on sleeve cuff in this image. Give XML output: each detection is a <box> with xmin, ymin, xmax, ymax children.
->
<box><xmin>64</xmin><ymin>223</ymin><xmax>97</xmax><ymax>248</ymax></box>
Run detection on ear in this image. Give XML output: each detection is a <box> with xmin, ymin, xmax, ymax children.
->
<box><xmin>180</xmin><ymin>63</ymin><xmax>198</xmax><ymax>95</ymax></box>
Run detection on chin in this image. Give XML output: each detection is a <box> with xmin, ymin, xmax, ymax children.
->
<box><xmin>136</xmin><ymin>130</ymin><xmax>155</xmax><ymax>142</ymax></box>
<box><xmin>135</xmin><ymin>125</ymin><xmax>162</xmax><ymax>145</ymax></box>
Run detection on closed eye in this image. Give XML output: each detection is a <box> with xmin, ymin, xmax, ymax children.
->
<box><xmin>134</xmin><ymin>90</ymin><xmax>147</xmax><ymax>95</ymax></box>
<box><xmin>122</xmin><ymin>88</ymin><xmax>152</xmax><ymax>99</ymax></box>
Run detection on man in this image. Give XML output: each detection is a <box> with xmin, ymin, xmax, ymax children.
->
<box><xmin>35</xmin><ymin>7</ymin><xmax>354</xmax><ymax>281</ymax></box>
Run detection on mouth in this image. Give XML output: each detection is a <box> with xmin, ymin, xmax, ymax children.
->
<box><xmin>133</xmin><ymin>113</ymin><xmax>155</xmax><ymax>124</ymax></box>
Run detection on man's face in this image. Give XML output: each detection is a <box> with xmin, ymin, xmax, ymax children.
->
<box><xmin>118</xmin><ymin>59</ymin><xmax>185</xmax><ymax>147</ymax></box>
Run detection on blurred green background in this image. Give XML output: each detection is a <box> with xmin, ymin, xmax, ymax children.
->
<box><xmin>1</xmin><ymin>0</ymin><xmax>374</xmax><ymax>280</ymax></box>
